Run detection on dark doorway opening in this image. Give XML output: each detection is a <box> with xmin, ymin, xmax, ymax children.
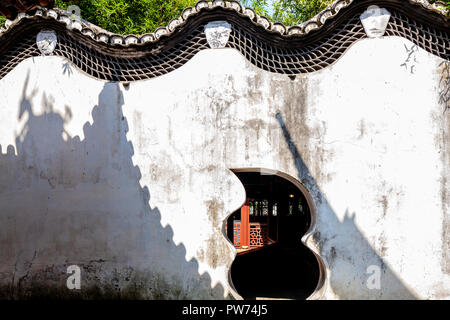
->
<box><xmin>227</xmin><ymin>171</ymin><xmax>320</xmax><ymax>300</ymax></box>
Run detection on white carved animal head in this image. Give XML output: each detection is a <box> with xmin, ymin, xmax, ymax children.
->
<box><xmin>360</xmin><ymin>5</ymin><xmax>391</xmax><ymax>38</ymax></box>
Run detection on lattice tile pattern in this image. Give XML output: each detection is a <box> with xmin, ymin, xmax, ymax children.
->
<box><xmin>0</xmin><ymin>11</ymin><xmax>448</xmax><ymax>82</ymax></box>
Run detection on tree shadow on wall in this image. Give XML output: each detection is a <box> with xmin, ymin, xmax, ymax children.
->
<box><xmin>0</xmin><ymin>72</ymin><xmax>227</xmax><ymax>300</ymax></box>
<box><xmin>275</xmin><ymin>112</ymin><xmax>417</xmax><ymax>300</ymax></box>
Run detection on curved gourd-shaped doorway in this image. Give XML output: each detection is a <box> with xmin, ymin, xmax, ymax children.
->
<box><xmin>226</xmin><ymin>171</ymin><xmax>320</xmax><ymax>300</ymax></box>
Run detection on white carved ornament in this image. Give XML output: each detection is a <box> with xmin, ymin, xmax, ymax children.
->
<box><xmin>36</xmin><ymin>30</ymin><xmax>58</xmax><ymax>55</ymax></box>
<box><xmin>67</xmin><ymin>5</ymin><xmax>81</xmax><ymax>20</ymax></box>
<box><xmin>360</xmin><ymin>5</ymin><xmax>391</xmax><ymax>38</ymax></box>
<box><xmin>204</xmin><ymin>21</ymin><xmax>231</xmax><ymax>49</ymax></box>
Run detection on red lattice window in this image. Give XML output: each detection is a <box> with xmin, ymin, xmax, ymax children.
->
<box><xmin>233</xmin><ymin>221</ymin><xmax>241</xmax><ymax>247</ymax></box>
<box><xmin>249</xmin><ymin>223</ymin><xmax>269</xmax><ymax>248</ymax></box>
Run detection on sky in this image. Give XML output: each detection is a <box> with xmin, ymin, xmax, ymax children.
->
<box><xmin>267</xmin><ymin>0</ymin><xmax>275</xmax><ymax>15</ymax></box>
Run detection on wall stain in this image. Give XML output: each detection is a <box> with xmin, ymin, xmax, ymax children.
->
<box><xmin>435</xmin><ymin>60</ymin><xmax>450</xmax><ymax>274</ymax></box>
<box><xmin>204</xmin><ymin>198</ymin><xmax>229</xmax><ymax>269</ymax></box>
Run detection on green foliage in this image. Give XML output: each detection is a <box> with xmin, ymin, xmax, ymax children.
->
<box><xmin>272</xmin><ymin>0</ymin><xmax>334</xmax><ymax>25</ymax></box>
<box><xmin>54</xmin><ymin>0</ymin><xmax>198</xmax><ymax>34</ymax></box>
<box><xmin>0</xmin><ymin>0</ymin><xmax>331</xmax><ymax>32</ymax></box>
<box><xmin>0</xmin><ymin>1</ymin><xmax>448</xmax><ymax>33</ymax></box>
<box><xmin>241</xmin><ymin>0</ymin><xmax>333</xmax><ymax>25</ymax></box>
<box><xmin>240</xmin><ymin>0</ymin><xmax>334</xmax><ymax>24</ymax></box>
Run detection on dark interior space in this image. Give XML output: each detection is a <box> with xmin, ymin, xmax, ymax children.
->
<box><xmin>227</xmin><ymin>172</ymin><xmax>319</xmax><ymax>300</ymax></box>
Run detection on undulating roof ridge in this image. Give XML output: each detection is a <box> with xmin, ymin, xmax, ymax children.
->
<box><xmin>0</xmin><ymin>0</ymin><xmax>447</xmax><ymax>82</ymax></box>
<box><xmin>0</xmin><ymin>0</ymin><xmax>447</xmax><ymax>46</ymax></box>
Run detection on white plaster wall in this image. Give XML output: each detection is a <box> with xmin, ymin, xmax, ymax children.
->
<box><xmin>0</xmin><ymin>35</ymin><xmax>448</xmax><ymax>299</ymax></box>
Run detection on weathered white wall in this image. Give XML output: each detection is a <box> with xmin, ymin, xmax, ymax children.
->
<box><xmin>0</xmin><ymin>35</ymin><xmax>448</xmax><ymax>299</ymax></box>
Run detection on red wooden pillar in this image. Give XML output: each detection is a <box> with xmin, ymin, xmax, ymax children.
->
<box><xmin>240</xmin><ymin>199</ymin><xmax>250</xmax><ymax>248</ymax></box>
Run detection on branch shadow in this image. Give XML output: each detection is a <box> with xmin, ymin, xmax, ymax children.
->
<box><xmin>275</xmin><ymin>112</ymin><xmax>417</xmax><ymax>299</ymax></box>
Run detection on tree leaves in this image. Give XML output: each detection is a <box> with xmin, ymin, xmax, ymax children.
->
<box><xmin>53</xmin><ymin>0</ymin><xmax>198</xmax><ymax>34</ymax></box>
